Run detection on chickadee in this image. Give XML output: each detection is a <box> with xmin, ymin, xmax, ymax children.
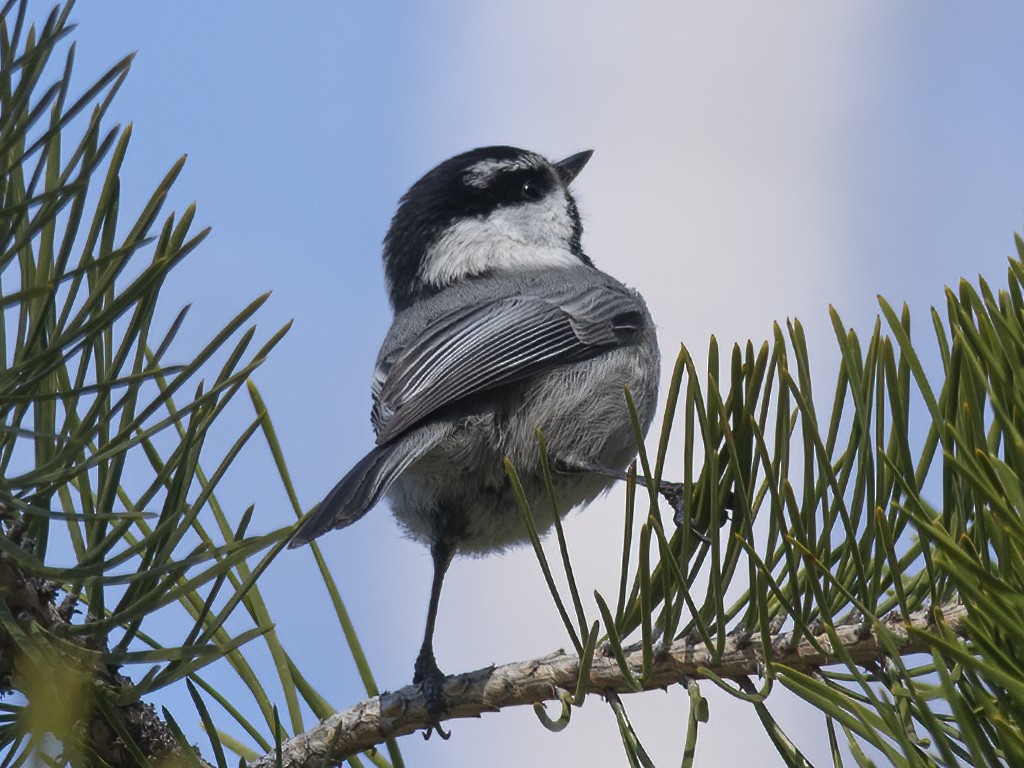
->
<box><xmin>290</xmin><ymin>146</ymin><xmax>660</xmax><ymax>726</ymax></box>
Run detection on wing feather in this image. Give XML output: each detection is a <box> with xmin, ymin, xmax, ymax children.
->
<box><xmin>373</xmin><ymin>284</ymin><xmax>645</xmax><ymax>444</ymax></box>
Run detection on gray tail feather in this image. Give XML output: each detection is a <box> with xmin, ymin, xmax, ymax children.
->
<box><xmin>289</xmin><ymin>441</ymin><xmax>414</xmax><ymax>548</ymax></box>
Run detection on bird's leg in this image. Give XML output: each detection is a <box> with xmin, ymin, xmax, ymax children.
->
<box><xmin>558</xmin><ymin>458</ymin><xmax>691</xmax><ymax>510</ymax></box>
<box><xmin>558</xmin><ymin>459</ymin><xmax>733</xmax><ymax>543</ymax></box>
<box><xmin>414</xmin><ymin>537</ymin><xmax>454</xmax><ymax>738</ymax></box>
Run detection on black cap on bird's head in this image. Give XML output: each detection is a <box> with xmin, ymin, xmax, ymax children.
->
<box><xmin>383</xmin><ymin>146</ymin><xmax>595</xmax><ymax>312</ymax></box>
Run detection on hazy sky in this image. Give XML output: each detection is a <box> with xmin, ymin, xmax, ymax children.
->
<box><xmin>56</xmin><ymin>3</ymin><xmax>1024</xmax><ymax>766</ymax></box>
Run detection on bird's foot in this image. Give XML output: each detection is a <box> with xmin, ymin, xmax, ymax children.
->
<box><xmin>668</xmin><ymin>484</ymin><xmax>735</xmax><ymax>542</ymax></box>
<box><xmin>414</xmin><ymin>650</ymin><xmax>451</xmax><ymax>739</ymax></box>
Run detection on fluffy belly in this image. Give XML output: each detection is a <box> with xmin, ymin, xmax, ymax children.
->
<box><xmin>386</xmin><ymin>345</ymin><xmax>658</xmax><ymax>555</ymax></box>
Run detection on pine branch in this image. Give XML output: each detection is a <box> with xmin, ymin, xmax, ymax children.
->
<box><xmin>251</xmin><ymin>601</ymin><xmax>968</xmax><ymax>768</ymax></box>
<box><xmin>0</xmin><ymin>548</ymin><xmax>212</xmax><ymax>768</ymax></box>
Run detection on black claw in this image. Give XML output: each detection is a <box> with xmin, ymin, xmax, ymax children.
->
<box><xmin>659</xmin><ymin>480</ymin><xmax>685</xmax><ymax>518</ymax></box>
<box><xmin>666</xmin><ymin>482</ymin><xmax>737</xmax><ymax>543</ymax></box>
<box><xmin>414</xmin><ymin>649</ymin><xmax>450</xmax><ymax>735</ymax></box>
<box><xmin>423</xmin><ymin>722</ymin><xmax>452</xmax><ymax>740</ymax></box>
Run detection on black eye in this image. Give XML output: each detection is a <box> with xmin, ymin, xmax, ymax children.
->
<box><xmin>521</xmin><ymin>179</ymin><xmax>545</xmax><ymax>201</ymax></box>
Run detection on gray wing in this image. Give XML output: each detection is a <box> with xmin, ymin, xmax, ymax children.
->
<box><xmin>372</xmin><ymin>284</ymin><xmax>646</xmax><ymax>444</ymax></box>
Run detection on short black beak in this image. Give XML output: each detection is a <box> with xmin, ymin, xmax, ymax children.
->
<box><xmin>554</xmin><ymin>150</ymin><xmax>593</xmax><ymax>185</ymax></box>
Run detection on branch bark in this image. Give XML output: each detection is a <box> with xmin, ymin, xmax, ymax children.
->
<box><xmin>251</xmin><ymin>601</ymin><xmax>968</xmax><ymax>768</ymax></box>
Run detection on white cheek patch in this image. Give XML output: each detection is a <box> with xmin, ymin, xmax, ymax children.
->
<box><xmin>419</xmin><ymin>191</ymin><xmax>579</xmax><ymax>287</ymax></box>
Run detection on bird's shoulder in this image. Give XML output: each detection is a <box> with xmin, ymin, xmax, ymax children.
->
<box><xmin>377</xmin><ymin>268</ymin><xmax>646</xmax><ymax>366</ymax></box>
<box><xmin>368</xmin><ymin>266</ymin><xmax>651</xmax><ymax>437</ymax></box>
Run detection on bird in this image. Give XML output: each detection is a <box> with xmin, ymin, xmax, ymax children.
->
<box><xmin>289</xmin><ymin>145</ymin><xmax>660</xmax><ymax>730</ymax></box>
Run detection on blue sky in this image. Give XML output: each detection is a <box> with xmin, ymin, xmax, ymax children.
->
<box><xmin>50</xmin><ymin>2</ymin><xmax>1024</xmax><ymax>765</ymax></box>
